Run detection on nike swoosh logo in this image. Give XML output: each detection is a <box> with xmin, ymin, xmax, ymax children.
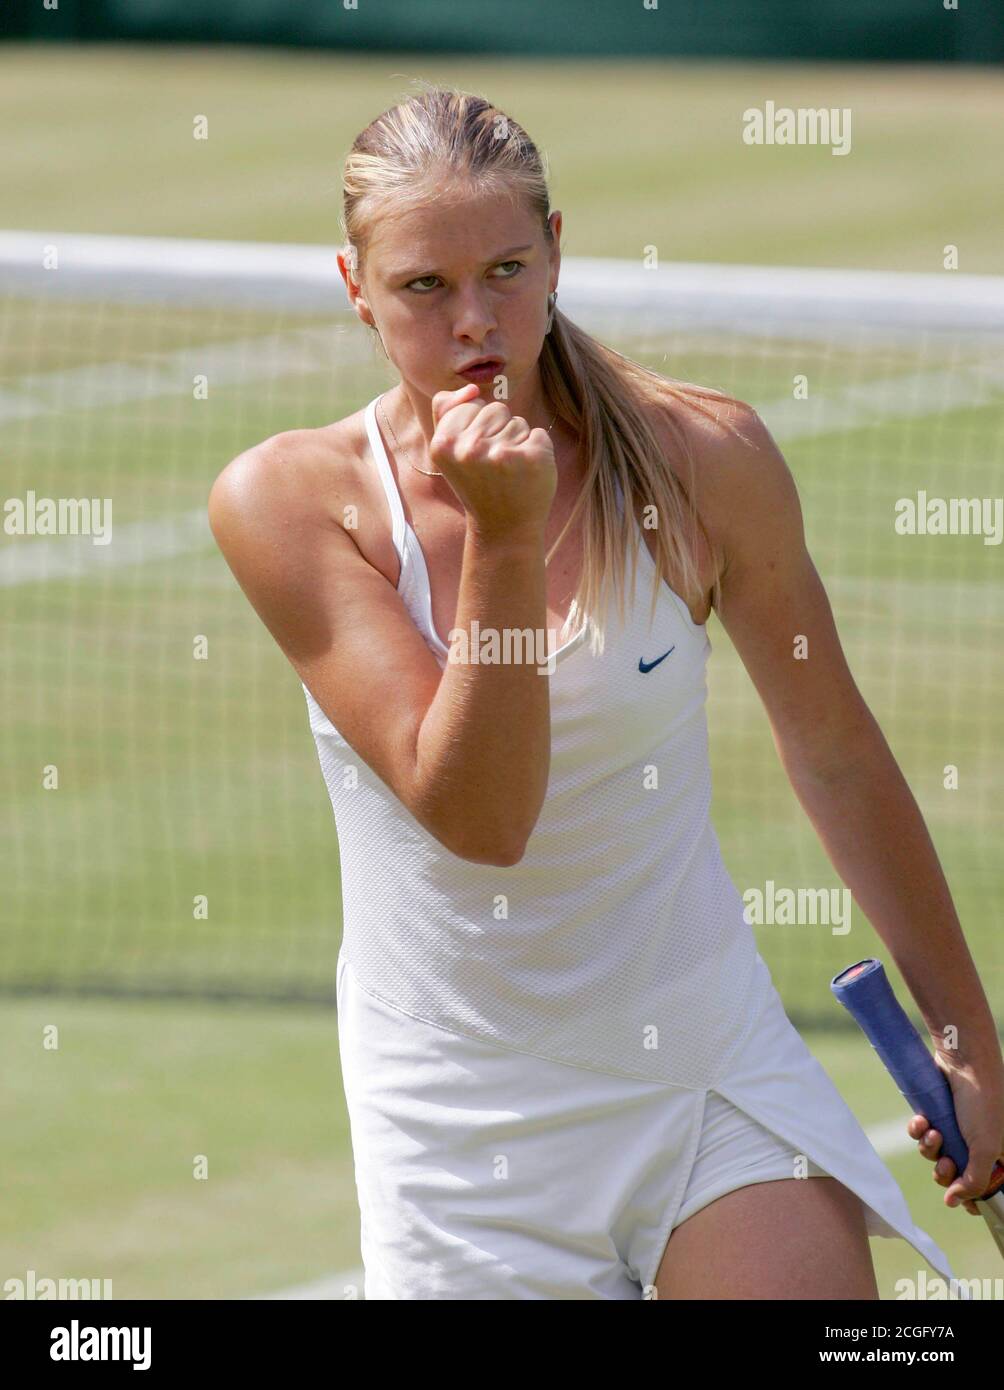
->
<box><xmin>638</xmin><ymin>646</ymin><xmax>675</xmax><ymax>673</ymax></box>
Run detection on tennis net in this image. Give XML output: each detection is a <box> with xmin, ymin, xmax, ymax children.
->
<box><xmin>2</xmin><ymin>230</ymin><xmax>1002</xmax><ymax>1031</ymax></box>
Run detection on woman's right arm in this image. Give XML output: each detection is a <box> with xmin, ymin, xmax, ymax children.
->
<box><xmin>207</xmin><ymin>430</ymin><xmax>553</xmax><ymax>867</ymax></box>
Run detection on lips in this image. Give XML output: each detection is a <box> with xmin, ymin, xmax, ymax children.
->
<box><xmin>458</xmin><ymin>357</ymin><xmax>504</xmax><ymax>374</ymax></box>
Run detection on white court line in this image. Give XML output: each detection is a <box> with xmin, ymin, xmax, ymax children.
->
<box><xmin>0</xmin><ymin>507</ymin><xmax>212</xmax><ymax>587</ymax></box>
<box><xmin>252</xmin><ymin>1114</ymin><xmax>919</xmax><ymax>1299</ymax></box>
<box><xmin>253</xmin><ymin>1268</ymin><xmax>366</xmax><ymax>1301</ymax></box>
<box><xmin>754</xmin><ymin>360</ymin><xmax>1004</xmax><ymax>440</ymax></box>
<box><xmin>6</xmin><ymin>235</ymin><xmax>1003</xmax><ymax>335</ymax></box>
<box><xmin>0</xmin><ymin>324</ymin><xmax>362</xmax><ymax>423</ymax></box>
<box><xmin>868</xmin><ymin>1116</ymin><xmax>918</xmax><ymax>1157</ymax></box>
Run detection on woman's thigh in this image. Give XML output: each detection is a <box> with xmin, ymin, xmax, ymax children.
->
<box><xmin>654</xmin><ymin>1175</ymin><xmax>880</xmax><ymax>1300</ymax></box>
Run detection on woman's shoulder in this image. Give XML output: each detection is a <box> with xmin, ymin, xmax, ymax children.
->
<box><xmin>251</xmin><ymin>402</ymin><xmax>372</xmax><ymax>481</ymax></box>
<box><xmin>648</xmin><ymin>378</ymin><xmax>764</xmax><ymax>465</ymax></box>
<box><xmin>209</xmin><ymin>404</ymin><xmax>372</xmax><ymax>530</ymax></box>
<box><xmin>645</xmin><ymin>381</ymin><xmax>775</xmax><ymax>538</ymax></box>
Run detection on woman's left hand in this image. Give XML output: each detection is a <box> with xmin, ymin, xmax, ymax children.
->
<box><xmin>907</xmin><ymin>1048</ymin><xmax>1004</xmax><ymax>1215</ymax></box>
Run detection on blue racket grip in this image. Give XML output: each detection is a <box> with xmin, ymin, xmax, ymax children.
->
<box><xmin>832</xmin><ymin>957</ymin><xmax>1004</xmax><ymax>1200</ymax></box>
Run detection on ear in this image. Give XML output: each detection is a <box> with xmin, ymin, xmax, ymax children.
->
<box><xmin>338</xmin><ymin>249</ymin><xmax>374</xmax><ymax>328</ymax></box>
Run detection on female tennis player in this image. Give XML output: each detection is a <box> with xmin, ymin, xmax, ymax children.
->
<box><xmin>209</xmin><ymin>87</ymin><xmax>1004</xmax><ymax>1300</ymax></box>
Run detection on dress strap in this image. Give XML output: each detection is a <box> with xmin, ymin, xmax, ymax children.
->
<box><xmin>363</xmin><ymin>395</ymin><xmax>409</xmax><ymax>555</ymax></box>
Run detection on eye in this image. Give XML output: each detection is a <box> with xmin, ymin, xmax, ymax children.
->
<box><xmin>404</xmin><ymin>261</ymin><xmax>525</xmax><ymax>294</ymax></box>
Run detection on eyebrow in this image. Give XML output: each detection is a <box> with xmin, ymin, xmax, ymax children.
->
<box><xmin>389</xmin><ymin>244</ymin><xmax>535</xmax><ymax>281</ymax></box>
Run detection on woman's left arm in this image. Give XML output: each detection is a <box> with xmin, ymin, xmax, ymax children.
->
<box><xmin>703</xmin><ymin>402</ymin><xmax>1004</xmax><ymax>1214</ymax></box>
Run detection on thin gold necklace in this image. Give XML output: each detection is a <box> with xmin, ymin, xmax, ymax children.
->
<box><xmin>379</xmin><ymin>393</ymin><xmax>559</xmax><ymax>477</ymax></box>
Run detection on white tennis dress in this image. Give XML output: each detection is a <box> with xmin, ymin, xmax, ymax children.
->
<box><xmin>302</xmin><ymin>393</ymin><xmax>955</xmax><ymax>1299</ymax></box>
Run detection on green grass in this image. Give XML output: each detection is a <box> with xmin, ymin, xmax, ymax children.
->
<box><xmin>1</xmin><ymin>47</ymin><xmax>1001</xmax><ymax>1299</ymax></box>
<box><xmin>0</xmin><ymin>997</ymin><xmax>360</xmax><ymax>1300</ymax></box>
<box><xmin>1</xmin><ymin>45</ymin><xmax>1002</xmax><ymax>272</ymax></box>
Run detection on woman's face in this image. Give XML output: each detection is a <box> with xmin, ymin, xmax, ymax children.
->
<box><xmin>350</xmin><ymin>186</ymin><xmax>560</xmax><ymax>402</ymax></box>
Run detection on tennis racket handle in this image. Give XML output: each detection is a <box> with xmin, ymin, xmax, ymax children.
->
<box><xmin>831</xmin><ymin>958</ymin><xmax>1004</xmax><ymax>1201</ymax></box>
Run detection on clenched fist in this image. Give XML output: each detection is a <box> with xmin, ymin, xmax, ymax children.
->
<box><xmin>428</xmin><ymin>383</ymin><xmax>558</xmax><ymax>540</ymax></box>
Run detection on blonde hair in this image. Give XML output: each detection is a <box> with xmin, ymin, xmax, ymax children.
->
<box><xmin>342</xmin><ymin>83</ymin><xmax>753</xmax><ymax>656</ymax></box>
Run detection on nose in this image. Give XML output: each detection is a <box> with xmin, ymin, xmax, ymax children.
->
<box><xmin>451</xmin><ymin>286</ymin><xmax>498</xmax><ymax>343</ymax></box>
